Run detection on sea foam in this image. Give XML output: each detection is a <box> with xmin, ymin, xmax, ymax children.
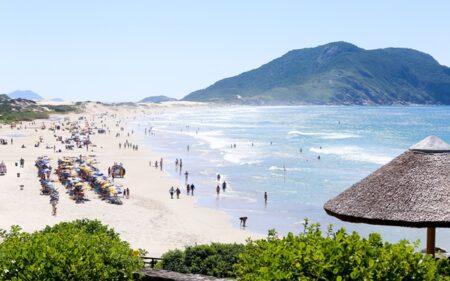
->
<box><xmin>310</xmin><ymin>146</ymin><xmax>392</xmax><ymax>165</ymax></box>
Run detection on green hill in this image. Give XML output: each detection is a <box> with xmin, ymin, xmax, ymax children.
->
<box><xmin>183</xmin><ymin>42</ymin><xmax>450</xmax><ymax>105</ymax></box>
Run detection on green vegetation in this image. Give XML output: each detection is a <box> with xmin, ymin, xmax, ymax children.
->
<box><xmin>2</xmin><ymin>218</ymin><xmax>448</xmax><ymax>280</ymax></box>
<box><xmin>46</xmin><ymin>104</ymin><xmax>78</xmax><ymax>113</ymax></box>
<box><xmin>160</xmin><ymin>243</ymin><xmax>245</xmax><ymax>278</ymax></box>
<box><xmin>160</xmin><ymin>221</ymin><xmax>450</xmax><ymax>280</ymax></box>
<box><xmin>0</xmin><ymin>95</ymin><xmax>77</xmax><ymax>123</ymax></box>
<box><xmin>0</xmin><ymin>219</ymin><xmax>144</xmax><ymax>281</ymax></box>
<box><xmin>183</xmin><ymin>42</ymin><xmax>450</xmax><ymax>105</ymax></box>
<box><xmin>237</xmin><ymin>222</ymin><xmax>450</xmax><ymax>280</ymax></box>
<box><xmin>0</xmin><ymin>111</ymin><xmax>50</xmax><ymax>122</ymax></box>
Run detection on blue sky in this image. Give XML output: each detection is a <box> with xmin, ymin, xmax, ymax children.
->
<box><xmin>1</xmin><ymin>0</ymin><xmax>449</xmax><ymax>101</ymax></box>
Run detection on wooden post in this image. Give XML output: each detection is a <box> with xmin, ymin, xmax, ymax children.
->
<box><xmin>426</xmin><ymin>227</ymin><xmax>436</xmax><ymax>256</ymax></box>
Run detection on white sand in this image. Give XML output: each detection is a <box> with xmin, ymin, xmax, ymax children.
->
<box><xmin>0</xmin><ymin>102</ymin><xmax>258</xmax><ymax>257</ymax></box>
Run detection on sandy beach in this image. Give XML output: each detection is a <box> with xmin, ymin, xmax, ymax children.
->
<box><xmin>0</xmin><ymin>102</ymin><xmax>256</xmax><ymax>257</ymax></box>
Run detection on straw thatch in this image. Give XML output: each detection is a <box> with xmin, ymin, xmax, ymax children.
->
<box><xmin>324</xmin><ymin>136</ymin><xmax>450</xmax><ymax>228</ymax></box>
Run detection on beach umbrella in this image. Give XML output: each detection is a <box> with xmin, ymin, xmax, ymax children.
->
<box><xmin>324</xmin><ymin>136</ymin><xmax>450</xmax><ymax>256</ymax></box>
<box><xmin>82</xmin><ymin>183</ymin><xmax>91</xmax><ymax>190</ymax></box>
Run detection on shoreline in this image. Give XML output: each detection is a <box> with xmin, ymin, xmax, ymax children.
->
<box><xmin>0</xmin><ymin>102</ymin><xmax>260</xmax><ymax>257</ymax></box>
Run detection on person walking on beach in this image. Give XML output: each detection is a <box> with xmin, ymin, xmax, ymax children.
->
<box><xmin>176</xmin><ymin>187</ymin><xmax>181</xmax><ymax>199</ymax></box>
<box><xmin>264</xmin><ymin>192</ymin><xmax>268</xmax><ymax>204</ymax></box>
<box><xmin>50</xmin><ymin>190</ymin><xmax>59</xmax><ymax>216</ymax></box>
<box><xmin>190</xmin><ymin>184</ymin><xmax>195</xmax><ymax>196</ymax></box>
<box><xmin>216</xmin><ymin>184</ymin><xmax>220</xmax><ymax>196</ymax></box>
<box><xmin>126</xmin><ymin>188</ymin><xmax>130</xmax><ymax>199</ymax></box>
<box><xmin>19</xmin><ymin>158</ymin><xmax>24</xmax><ymax>168</ymax></box>
<box><xmin>222</xmin><ymin>181</ymin><xmax>227</xmax><ymax>192</ymax></box>
<box><xmin>186</xmin><ymin>184</ymin><xmax>190</xmax><ymax>195</ymax></box>
<box><xmin>160</xmin><ymin>158</ymin><xmax>163</xmax><ymax>170</ymax></box>
<box><xmin>169</xmin><ymin>186</ymin><xmax>174</xmax><ymax>199</ymax></box>
<box><xmin>239</xmin><ymin>217</ymin><xmax>247</xmax><ymax>228</ymax></box>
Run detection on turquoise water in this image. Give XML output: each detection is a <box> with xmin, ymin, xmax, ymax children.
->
<box><xmin>136</xmin><ymin>106</ymin><xmax>450</xmax><ymax>249</ymax></box>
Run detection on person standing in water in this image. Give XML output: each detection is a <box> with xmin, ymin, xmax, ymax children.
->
<box><xmin>264</xmin><ymin>192</ymin><xmax>268</xmax><ymax>204</ymax></box>
<box><xmin>217</xmin><ymin>174</ymin><xmax>221</xmax><ymax>182</ymax></box>
<box><xmin>222</xmin><ymin>181</ymin><xmax>227</xmax><ymax>192</ymax></box>
<box><xmin>185</xmin><ymin>171</ymin><xmax>189</xmax><ymax>184</ymax></box>
<box><xmin>190</xmin><ymin>184</ymin><xmax>195</xmax><ymax>196</ymax></box>
<box><xmin>239</xmin><ymin>217</ymin><xmax>247</xmax><ymax>228</ymax></box>
<box><xmin>216</xmin><ymin>184</ymin><xmax>220</xmax><ymax>196</ymax></box>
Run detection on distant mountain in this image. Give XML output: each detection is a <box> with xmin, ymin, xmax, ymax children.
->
<box><xmin>49</xmin><ymin>98</ymin><xmax>64</xmax><ymax>102</ymax></box>
<box><xmin>138</xmin><ymin>95</ymin><xmax>177</xmax><ymax>103</ymax></box>
<box><xmin>183</xmin><ymin>42</ymin><xmax>450</xmax><ymax>105</ymax></box>
<box><xmin>8</xmin><ymin>90</ymin><xmax>44</xmax><ymax>101</ymax></box>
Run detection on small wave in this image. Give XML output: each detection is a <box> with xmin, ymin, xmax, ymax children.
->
<box><xmin>309</xmin><ymin>146</ymin><xmax>392</xmax><ymax>165</ymax></box>
<box><xmin>190</xmin><ymin>121</ymin><xmax>257</xmax><ymax>129</ymax></box>
<box><xmin>288</xmin><ymin>130</ymin><xmax>360</xmax><ymax>140</ymax></box>
<box><xmin>224</xmin><ymin>153</ymin><xmax>261</xmax><ymax>165</ymax></box>
<box><xmin>268</xmin><ymin>166</ymin><xmax>309</xmax><ymax>172</ymax></box>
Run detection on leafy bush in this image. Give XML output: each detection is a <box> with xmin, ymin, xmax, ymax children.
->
<box><xmin>0</xmin><ymin>111</ymin><xmax>49</xmax><ymax>123</ymax></box>
<box><xmin>0</xmin><ymin>219</ymin><xmax>143</xmax><ymax>280</ymax></box>
<box><xmin>46</xmin><ymin>104</ymin><xmax>78</xmax><ymax>113</ymax></box>
<box><xmin>161</xmin><ymin>243</ymin><xmax>245</xmax><ymax>278</ymax></box>
<box><xmin>235</xmin><ymin>220</ymin><xmax>450</xmax><ymax>280</ymax></box>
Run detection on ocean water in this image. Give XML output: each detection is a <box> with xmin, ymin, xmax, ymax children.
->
<box><xmin>135</xmin><ymin>106</ymin><xmax>450</xmax><ymax>249</ymax></box>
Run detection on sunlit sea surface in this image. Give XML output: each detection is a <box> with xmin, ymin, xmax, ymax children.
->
<box><xmin>134</xmin><ymin>106</ymin><xmax>450</xmax><ymax>249</ymax></box>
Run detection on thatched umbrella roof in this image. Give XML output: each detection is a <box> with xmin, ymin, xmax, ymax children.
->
<box><xmin>324</xmin><ymin>136</ymin><xmax>450</xmax><ymax>255</ymax></box>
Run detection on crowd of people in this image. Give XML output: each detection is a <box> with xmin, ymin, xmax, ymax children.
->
<box><xmin>36</xmin><ymin>156</ymin><xmax>59</xmax><ymax>215</ymax></box>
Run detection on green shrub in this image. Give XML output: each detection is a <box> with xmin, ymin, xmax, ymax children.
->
<box><xmin>0</xmin><ymin>219</ymin><xmax>143</xmax><ymax>280</ymax></box>
<box><xmin>46</xmin><ymin>104</ymin><xmax>78</xmax><ymax>113</ymax></box>
<box><xmin>235</xmin><ymin>220</ymin><xmax>450</xmax><ymax>281</ymax></box>
<box><xmin>161</xmin><ymin>243</ymin><xmax>245</xmax><ymax>278</ymax></box>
